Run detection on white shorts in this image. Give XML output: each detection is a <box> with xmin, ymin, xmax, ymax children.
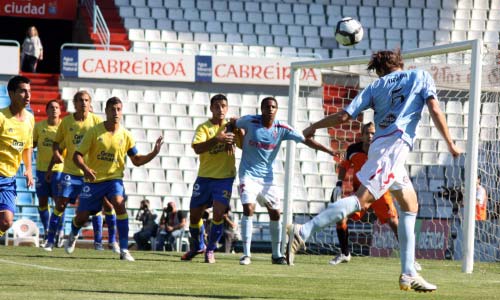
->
<box><xmin>238</xmin><ymin>176</ymin><xmax>281</xmax><ymax>210</ymax></box>
<box><xmin>356</xmin><ymin>133</ymin><xmax>413</xmax><ymax>200</ymax></box>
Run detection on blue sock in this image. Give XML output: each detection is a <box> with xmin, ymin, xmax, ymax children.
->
<box><xmin>92</xmin><ymin>214</ymin><xmax>103</xmax><ymax>244</ymax></box>
<box><xmin>199</xmin><ymin>224</ymin><xmax>206</xmax><ymax>250</ymax></box>
<box><xmin>241</xmin><ymin>215</ymin><xmax>253</xmax><ymax>257</ymax></box>
<box><xmin>116</xmin><ymin>214</ymin><xmax>129</xmax><ymax>251</ymax></box>
<box><xmin>188</xmin><ymin>219</ymin><xmax>205</xmax><ymax>251</ymax></box>
<box><xmin>270</xmin><ymin>220</ymin><xmax>282</xmax><ymax>258</ymax></box>
<box><xmin>47</xmin><ymin>210</ymin><xmax>63</xmax><ymax>244</ymax></box>
<box><xmin>70</xmin><ymin>218</ymin><xmax>81</xmax><ymax>236</ymax></box>
<box><xmin>399</xmin><ymin>211</ymin><xmax>417</xmax><ymax>276</ymax></box>
<box><xmin>301</xmin><ymin>195</ymin><xmax>360</xmax><ymax>240</ymax></box>
<box><xmin>105</xmin><ymin>212</ymin><xmax>117</xmax><ymax>244</ymax></box>
<box><xmin>38</xmin><ymin>206</ymin><xmax>50</xmax><ymax>234</ymax></box>
<box><xmin>207</xmin><ymin>220</ymin><xmax>224</xmax><ymax>251</ymax></box>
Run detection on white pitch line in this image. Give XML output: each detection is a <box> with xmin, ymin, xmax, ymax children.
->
<box><xmin>0</xmin><ymin>258</ymin><xmax>69</xmax><ymax>272</ymax></box>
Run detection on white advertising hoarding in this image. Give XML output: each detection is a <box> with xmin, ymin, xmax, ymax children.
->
<box><xmin>77</xmin><ymin>50</ymin><xmax>196</xmax><ymax>82</ymax></box>
<box><xmin>211</xmin><ymin>56</ymin><xmax>321</xmax><ymax>86</ymax></box>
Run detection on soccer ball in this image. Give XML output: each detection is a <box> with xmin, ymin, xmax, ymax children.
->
<box><xmin>335</xmin><ymin>17</ymin><xmax>364</xmax><ymax>46</ymax></box>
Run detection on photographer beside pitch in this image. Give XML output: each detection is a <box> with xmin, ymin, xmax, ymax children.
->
<box><xmin>156</xmin><ymin>201</ymin><xmax>186</xmax><ymax>251</ymax></box>
<box><xmin>287</xmin><ymin>49</ymin><xmax>461</xmax><ymax>293</ymax></box>
<box><xmin>65</xmin><ymin>97</ymin><xmax>163</xmax><ymax>261</ymax></box>
<box><xmin>133</xmin><ymin>199</ymin><xmax>158</xmax><ymax>250</ymax></box>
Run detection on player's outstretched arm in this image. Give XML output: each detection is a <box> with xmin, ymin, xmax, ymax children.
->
<box><xmin>303</xmin><ymin>111</ymin><xmax>351</xmax><ymax>138</ymax></box>
<box><xmin>303</xmin><ymin>137</ymin><xmax>334</xmax><ymax>156</ymax></box>
<box><xmin>22</xmin><ymin>147</ymin><xmax>34</xmax><ymax>187</ymax></box>
<box><xmin>130</xmin><ymin>136</ymin><xmax>164</xmax><ymax>166</ymax></box>
<box><xmin>427</xmin><ymin>97</ymin><xmax>461</xmax><ymax>157</ymax></box>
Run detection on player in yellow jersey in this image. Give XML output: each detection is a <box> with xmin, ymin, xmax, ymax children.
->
<box><xmin>181</xmin><ymin>94</ymin><xmax>240</xmax><ymax>263</ymax></box>
<box><xmin>43</xmin><ymin>90</ymin><xmax>113</xmax><ymax>251</ymax></box>
<box><xmin>65</xmin><ymin>97</ymin><xmax>163</xmax><ymax>261</ymax></box>
<box><xmin>33</xmin><ymin>100</ymin><xmax>64</xmax><ymax>244</ymax></box>
<box><xmin>0</xmin><ymin>76</ymin><xmax>34</xmax><ymax>239</ymax></box>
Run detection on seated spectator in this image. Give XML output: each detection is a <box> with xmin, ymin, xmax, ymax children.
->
<box><xmin>221</xmin><ymin>207</ymin><xmax>239</xmax><ymax>254</ymax></box>
<box><xmin>155</xmin><ymin>202</ymin><xmax>187</xmax><ymax>251</ymax></box>
<box><xmin>133</xmin><ymin>199</ymin><xmax>158</xmax><ymax>250</ymax></box>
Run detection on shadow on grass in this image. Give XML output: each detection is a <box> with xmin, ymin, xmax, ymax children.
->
<box><xmin>63</xmin><ymin>289</ymin><xmax>279</xmax><ymax>299</ymax></box>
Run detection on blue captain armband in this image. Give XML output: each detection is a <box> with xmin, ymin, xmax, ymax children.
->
<box><xmin>127</xmin><ymin>146</ymin><xmax>138</xmax><ymax>157</ymax></box>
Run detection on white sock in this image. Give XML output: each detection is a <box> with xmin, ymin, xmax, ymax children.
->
<box><xmin>399</xmin><ymin>211</ymin><xmax>417</xmax><ymax>276</ymax></box>
<box><xmin>241</xmin><ymin>215</ymin><xmax>253</xmax><ymax>257</ymax></box>
<box><xmin>270</xmin><ymin>220</ymin><xmax>282</xmax><ymax>258</ymax></box>
<box><xmin>301</xmin><ymin>195</ymin><xmax>360</xmax><ymax>240</ymax></box>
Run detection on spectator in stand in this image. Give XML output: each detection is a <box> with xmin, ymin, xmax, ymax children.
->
<box><xmin>134</xmin><ymin>199</ymin><xmax>158</xmax><ymax>251</ymax></box>
<box><xmin>21</xmin><ymin>26</ymin><xmax>43</xmax><ymax>73</ymax></box>
<box><xmin>155</xmin><ymin>201</ymin><xmax>187</xmax><ymax>251</ymax></box>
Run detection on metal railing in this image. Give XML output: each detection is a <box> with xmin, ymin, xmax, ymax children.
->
<box><xmin>82</xmin><ymin>0</ymin><xmax>111</xmax><ymax>49</ymax></box>
<box><xmin>60</xmin><ymin>43</ymin><xmax>126</xmax><ymax>52</ymax></box>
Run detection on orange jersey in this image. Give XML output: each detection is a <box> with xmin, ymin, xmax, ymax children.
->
<box><xmin>475</xmin><ymin>186</ymin><xmax>488</xmax><ymax>221</ymax></box>
<box><xmin>339</xmin><ymin>142</ymin><xmax>367</xmax><ymax>190</ymax></box>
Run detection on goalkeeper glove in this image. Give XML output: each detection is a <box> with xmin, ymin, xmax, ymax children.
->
<box><xmin>330</xmin><ymin>180</ymin><xmax>343</xmax><ymax>203</ymax></box>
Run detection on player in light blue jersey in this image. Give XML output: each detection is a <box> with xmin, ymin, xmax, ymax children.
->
<box><xmin>233</xmin><ymin>97</ymin><xmax>334</xmax><ymax>265</ymax></box>
<box><xmin>286</xmin><ymin>49</ymin><xmax>461</xmax><ymax>293</ymax></box>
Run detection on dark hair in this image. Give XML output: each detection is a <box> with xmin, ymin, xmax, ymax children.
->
<box><xmin>105</xmin><ymin>96</ymin><xmax>122</xmax><ymax>110</ymax></box>
<box><xmin>261</xmin><ymin>96</ymin><xmax>277</xmax><ymax>109</ymax></box>
<box><xmin>73</xmin><ymin>90</ymin><xmax>92</xmax><ymax>103</ymax></box>
<box><xmin>7</xmin><ymin>75</ymin><xmax>30</xmax><ymax>92</ymax></box>
<box><xmin>45</xmin><ymin>100</ymin><xmax>60</xmax><ymax>111</ymax></box>
<box><xmin>210</xmin><ymin>93</ymin><xmax>227</xmax><ymax>106</ymax></box>
<box><xmin>361</xmin><ymin>122</ymin><xmax>375</xmax><ymax>134</ymax></box>
<box><xmin>367</xmin><ymin>48</ymin><xmax>404</xmax><ymax>76</ymax></box>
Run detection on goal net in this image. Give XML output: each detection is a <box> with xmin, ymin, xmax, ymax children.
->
<box><xmin>282</xmin><ymin>40</ymin><xmax>499</xmax><ymax>272</ymax></box>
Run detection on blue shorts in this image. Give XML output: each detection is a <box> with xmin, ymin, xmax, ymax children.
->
<box><xmin>58</xmin><ymin>173</ymin><xmax>84</xmax><ymax>204</ymax></box>
<box><xmin>0</xmin><ymin>176</ymin><xmax>16</xmax><ymax>214</ymax></box>
<box><xmin>77</xmin><ymin>179</ymin><xmax>125</xmax><ymax>214</ymax></box>
<box><xmin>35</xmin><ymin>170</ymin><xmax>62</xmax><ymax>198</ymax></box>
<box><xmin>190</xmin><ymin>177</ymin><xmax>234</xmax><ymax>209</ymax></box>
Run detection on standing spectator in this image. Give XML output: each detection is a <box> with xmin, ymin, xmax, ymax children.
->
<box><xmin>33</xmin><ymin>100</ymin><xmax>63</xmax><ymax>243</ymax></box>
<box><xmin>181</xmin><ymin>94</ymin><xmax>239</xmax><ymax>264</ymax></box>
<box><xmin>232</xmin><ymin>96</ymin><xmax>334</xmax><ymax>265</ymax></box>
<box><xmin>65</xmin><ymin>97</ymin><xmax>163</xmax><ymax>260</ymax></box>
<box><xmin>21</xmin><ymin>26</ymin><xmax>43</xmax><ymax>73</ymax></box>
<box><xmin>155</xmin><ymin>201</ymin><xmax>186</xmax><ymax>251</ymax></box>
<box><xmin>134</xmin><ymin>199</ymin><xmax>158</xmax><ymax>251</ymax></box>
<box><xmin>0</xmin><ymin>76</ymin><xmax>34</xmax><ymax>239</ymax></box>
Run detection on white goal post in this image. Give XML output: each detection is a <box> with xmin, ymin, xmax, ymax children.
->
<box><xmin>282</xmin><ymin>40</ymin><xmax>485</xmax><ymax>273</ymax></box>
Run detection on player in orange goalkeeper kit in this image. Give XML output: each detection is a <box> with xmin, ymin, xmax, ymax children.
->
<box><xmin>329</xmin><ymin>122</ymin><xmax>398</xmax><ymax>264</ymax></box>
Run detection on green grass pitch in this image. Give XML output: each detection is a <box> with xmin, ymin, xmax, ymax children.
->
<box><xmin>0</xmin><ymin>246</ymin><xmax>499</xmax><ymax>300</ymax></box>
